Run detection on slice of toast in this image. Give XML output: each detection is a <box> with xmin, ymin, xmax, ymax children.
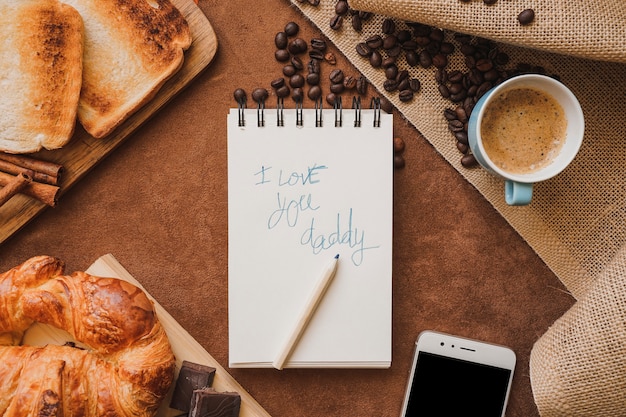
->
<box><xmin>62</xmin><ymin>0</ymin><xmax>193</xmax><ymax>138</ymax></box>
<box><xmin>0</xmin><ymin>0</ymin><xmax>84</xmax><ymax>154</ymax></box>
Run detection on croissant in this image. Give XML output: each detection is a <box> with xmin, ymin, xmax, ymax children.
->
<box><xmin>0</xmin><ymin>255</ymin><xmax>176</xmax><ymax>416</ymax></box>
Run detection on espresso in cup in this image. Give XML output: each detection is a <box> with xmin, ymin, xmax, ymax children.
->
<box><xmin>468</xmin><ymin>74</ymin><xmax>584</xmax><ymax>206</ymax></box>
<box><xmin>481</xmin><ymin>87</ymin><xmax>567</xmax><ymax>175</ymax></box>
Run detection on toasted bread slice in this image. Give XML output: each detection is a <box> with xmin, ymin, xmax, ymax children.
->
<box><xmin>62</xmin><ymin>0</ymin><xmax>193</xmax><ymax>138</ymax></box>
<box><xmin>0</xmin><ymin>0</ymin><xmax>84</xmax><ymax>154</ymax></box>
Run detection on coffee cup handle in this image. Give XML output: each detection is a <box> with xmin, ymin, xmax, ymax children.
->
<box><xmin>505</xmin><ymin>181</ymin><xmax>533</xmax><ymax>205</ymax></box>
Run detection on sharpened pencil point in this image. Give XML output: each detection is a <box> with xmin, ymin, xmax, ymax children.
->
<box><xmin>334</xmin><ymin>254</ymin><xmax>339</xmax><ymax>259</ymax></box>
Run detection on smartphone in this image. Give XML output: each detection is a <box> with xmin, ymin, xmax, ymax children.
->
<box><xmin>400</xmin><ymin>331</ymin><xmax>516</xmax><ymax>417</ymax></box>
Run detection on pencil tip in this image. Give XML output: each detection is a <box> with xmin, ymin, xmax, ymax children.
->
<box><xmin>334</xmin><ymin>254</ymin><xmax>340</xmax><ymax>259</ymax></box>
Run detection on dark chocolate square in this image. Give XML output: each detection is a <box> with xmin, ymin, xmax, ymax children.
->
<box><xmin>169</xmin><ymin>361</ymin><xmax>216</xmax><ymax>411</ymax></box>
<box><xmin>189</xmin><ymin>388</ymin><xmax>241</xmax><ymax>417</ymax></box>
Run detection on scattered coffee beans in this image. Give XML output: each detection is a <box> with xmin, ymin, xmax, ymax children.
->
<box><xmin>251</xmin><ymin>88</ymin><xmax>268</xmax><ymax>104</ymax></box>
<box><xmin>517</xmin><ymin>8</ymin><xmax>535</xmax><ymax>25</ymax></box>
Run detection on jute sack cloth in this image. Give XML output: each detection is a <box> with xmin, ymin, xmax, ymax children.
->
<box><xmin>530</xmin><ymin>245</ymin><xmax>626</xmax><ymax>416</ymax></box>
<box><xmin>348</xmin><ymin>0</ymin><xmax>626</xmax><ymax>64</ymax></box>
<box><xmin>291</xmin><ymin>1</ymin><xmax>626</xmax><ymax>416</ymax></box>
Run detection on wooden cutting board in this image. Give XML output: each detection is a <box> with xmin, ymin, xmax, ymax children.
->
<box><xmin>23</xmin><ymin>254</ymin><xmax>272</xmax><ymax>417</ymax></box>
<box><xmin>0</xmin><ymin>0</ymin><xmax>218</xmax><ymax>245</ymax></box>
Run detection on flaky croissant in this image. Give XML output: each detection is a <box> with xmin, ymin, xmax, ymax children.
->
<box><xmin>0</xmin><ymin>255</ymin><xmax>175</xmax><ymax>416</ymax></box>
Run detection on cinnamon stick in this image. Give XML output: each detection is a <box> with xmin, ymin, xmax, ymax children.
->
<box><xmin>0</xmin><ymin>159</ymin><xmax>58</xmax><ymax>185</ymax></box>
<box><xmin>0</xmin><ymin>171</ymin><xmax>59</xmax><ymax>207</ymax></box>
<box><xmin>0</xmin><ymin>172</ymin><xmax>32</xmax><ymax>207</ymax></box>
<box><xmin>0</xmin><ymin>152</ymin><xmax>63</xmax><ymax>179</ymax></box>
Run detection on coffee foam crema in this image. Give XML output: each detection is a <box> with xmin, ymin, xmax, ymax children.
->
<box><xmin>481</xmin><ymin>87</ymin><xmax>567</xmax><ymax>175</ymax></box>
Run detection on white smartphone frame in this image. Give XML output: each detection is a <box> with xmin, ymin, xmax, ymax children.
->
<box><xmin>400</xmin><ymin>330</ymin><xmax>516</xmax><ymax>417</ymax></box>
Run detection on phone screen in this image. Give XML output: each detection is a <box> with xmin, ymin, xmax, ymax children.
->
<box><xmin>403</xmin><ymin>351</ymin><xmax>512</xmax><ymax>416</ymax></box>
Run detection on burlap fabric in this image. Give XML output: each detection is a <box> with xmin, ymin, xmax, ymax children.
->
<box><xmin>349</xmin><ymin>0</ymin><xmax>626</xmax><ymax>64</ymax></box>
<box><xmin>530</xmin><ymin>245</ymin><xmax>626</xmax><ymax>416</ymax></box>
<box><xmin>290</xmin><ymin>1</ymin><xmax>626</xmax><ymax>415</ymax></box>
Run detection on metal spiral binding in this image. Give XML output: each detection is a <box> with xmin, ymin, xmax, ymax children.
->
<box><xmin>257</xmin><ymin>99</ymin><xmax>265</xmax><ymax>127</ymax></box>
<box><xmin>334</xmin><ymin>96</ymin><xmax>343</xmax><ymax>127</ymax></box>
<box><xmin>352</xmin><ymin>96</ymin><xmax>362</xmax><ymax>127</ymax></box>
<box><xmin>276</xmin><ymin>97</ymin><xmax>284</xmax><ymax>127</ymax></box>
<box><xmin>370</xmin><ymin>97</ymin><xmax>381</xmax><ymax>128</ymax></box>
<box><xmin>295</xmin><ymin>99</ymin><xmax>304</xmax><ymax>127</ymax></box>
<box><xmin>314</xmin><ymin>96</ymin><xmax>323</xmax><ymax>127</ymax></box>
<box><xmin>237</xmin><ymin>95</ymin><xmax>246</xmax><ymax>127</ymax></box>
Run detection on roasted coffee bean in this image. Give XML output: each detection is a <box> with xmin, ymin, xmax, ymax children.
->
<box><xmin>251</xmin><ymin>88</ymin><xmax>268</xmax><ymax>104</ymax></box>
<box><xmin>330</xmin><ymin>14</ymin><xmax>343</xmax><ymax>30</ymax></box>
<box><xmin>310</xmin><ymin>38</ymin><xmax>327</xmax><ymax>51</ymax></box>
<box><xmin>385</xmin><ymin>65</ymin><xmax>399</xmax><ymax>80</ymax></box>
<box><xmin>288</xmin><ymin>38</ymin><xmax>308</xmax><ymax>55</ymax></box>
<box><xmin>397</xmin><ymin>78</ymin><xmax>410</xmax><ymax>92</ymax></box>
<box><xmin>383</xmin><ymin>79</ymin><xmax>398</xmax><ymax>92</ymax></box>
<box><xmin>461</xmin><ymin>153</ymin><xmax>478</xmax><ymax>168</ymax></box>
<box><xmin>343</xmin><ymin>75</ymin><xmax>357</xmax><ymax>89</ymax></box>
<box><xmin>382</xmin><ymin>35</ymin><xmax>397</xmax><ymax>50</ymax></box>
<box><xmin>306</xmin><ymin>72</ymin><xmax>320</xmax><ymax>85</ymax></box>
<box><xmin>366</xmin><ymin>35</ymin><xmax>383</xmax><ymax>49</ymax></box>
<box><xmin>307</xmin><ymin>59</ymin><xmax>320</xmax><ymax>74</ymax></box>
<box><xmin>483</xmin><ymin>68</ymin><xmax>500</xmax><ymax>81</ymax></box>
<box><xmin>399</xmin><ymin>89</ymin><xmax>414</xmax><ymax>102</ymax></box>
<box><xmin>233</xmin><ymin>88</ymin><xmax>246</xmax><ymax>104</ymax></box>
<box><xmin>382</xmin><ymin>56</ymin><xmax>397</xmax><ymax>68</ymax></box>
<box><xmin>476</xmin><ymin>81</ymin><xmax>492</xmax><ymax>98</ymax></box>
<box><xmin>326</xmin><ymin>93</ymin><xmax>337</xmax><ymax>106</ymax></box>
<box><xmin>394</xmin><ymin>154</ymin><xmax>406</xmax><ymax>170</ymax></box>
<box><xmin>455</xmin><ymin>106</ymin><xmax>468</xmax><ymax>123</ymax></box>
<box><xmin>432</xmin><ymin>53</ymin><xmax>448</xmax><ymax>68</ymax></box>
<box><xmin>448</xmin><ymin>83</ymin><xmax>464</xmax><ymax>95</ymax></box>
<box><xmin>419</xmin><ymin>50</ymin><xmax>433</xmax><ymax>68</ymax></box>
<box><xmin>448</xmin><ymin>70</ymin><xmax>464</xmax><ymax>84</ymax></box>
<box><xmin>393</xmin><ymin>137</ymin><xmax>406</xmax><ymax>153</ymax></box>
<box><xmin>283</xmin><ymin>64</ymin><xmax>296</xmax><ymax>77</ymax></box>
<box><xmin>275</xmin><ymin>49</ymin><xmax>290</xmax><ymax>62</ymax></box>
<box><xmin>402</xmin><ymin>40</ymin><xmax>418</xmax><ymax>51</ymax></box>
<box><xmin>289</xmin><ymin>74</ymin><xmax>305</xmax><ymax>88</ymax></box>
<box><xmin>270</xmin><ymin>78</ymin><xmax>285</xmax><ymax>89</ymax></box>
<box><xmin>483</xmin><ymin>0</ymin><xmax>497</xmax><ymax>4</ymax></box>
<box><xmin>475</xmin><ymin>58</ymin><xmax>493</xmax><ymax>72</ymax></box>
<box><xmin>329</xmin><ymin>69</ymin><xmax>344</xmax><ymax>84</ymax></box>
<box><xmin>356</xmin><ymin>76</ymin><xmax>368</xmax><ymax>95</ymax></box>
<box><xmin>438</xmin><ymin>84</ymin><xmax>450</xmax><ymax>98</ymax></box>
<box><xmin>330</xmin><ymin>83</ymin><xmax>344</xmax><ymax>94</ymax></box>
<box><xmin>448</xmin><ymin>119</ymin><xmax>464</xmax><ymax>132</ymax></box>
<box><xmin>309</xmin><ymin>49</ymin><xmax>324</xmax><ymax>61</ymax></box>
<box><xmin>450</xmin><ymin>90</ymin><xmax>467</xmax><ymax>103</ymax></box>
<box><xmin>292</xmin><ymin>87</ymin><xmax>304</xmax><ymax>102</ymax></box>
<box><xmin>396</xmin><ymin>69</ymin><xmax>409</xmax><ymax>83</ymax></box>
<box><xmin>386</xmin><ymin>45</ymin><xmax>402</xmax><ymax>57</ymax></box>
<box><xmin>284</xmin><ymin>22</ymin><xmax>299</xmax><ymax>37</ymax></box>
<box><xmin>275</xmin><ymin>32</ymin><xmax>288</xmax><ymax>49</ymax></box>
<box><xmin>415</xmin><ymin>36</ymin><xmax>431</xmax><ymax>47</ymax></box>
<box><xmin>382</xmin><ymin>18</ymin><xmax>396</xmax><ymax>34</ymax></box>
<box><xmin>440</xmin><ymin>42</ymin><xmax>455</xmax><ymax>55</ymax></box>
<box><xmin>405</xmin><ymin>51</ymin><xmax>418</xmax><ymax>66</ymax></box>
<box><xmin>412</xmin><ymin>23</ymin><xmax>431</xmax><ymax>37</ymax></box>
<box><xmin>456</xmin><ymin>141</ymin><xmax>469</xmax><ymax>154</ymax></box>
<box><xmin>455</xmin><ymin>130</ymin><xmax>469</xmax><ymax>145</ymax></box>
<box><xmin>429</xmin><ymin>28</ymin><xmax>444</xmax><ymax>42</ymax></box>
<box><xmin>409</xmin><ymin>78</ymin><xmax>421</xmax><ymax>92</ymax></box>
<box><xmin>324</xmin><ymin>52</ymin><xmax>337</xmax><ymax>65</ymax></box>
<box><xmin>435</xmin><ymin>68</ymin><xmax>448</xmax><ymax>84</ymax></box>
<box><xmin>468</xmin><ymin>68</ymin><xmax>484</xmax><ymax>85</ymax></box>
<box><xmin>518</xmin><ymin>8</ymin><xmax>535</xmax><ymax>25</ymax></box>
<box><xmin>443</xmin><ymin>108</ymin><xmax>457</xmax><ymax>121</ymax></box>
<box><xmin>397</xmin><ymin>29</ymin><xmax>412</xmax><ymax>43</ymax></box>
<box><xmin>335</xmin><ymin>0</ymin><xmax>349</xmax><ymax>15</ymax></box>
<box><xmin>495</xmin><ymin>52</ymin><xmax>510</xmax><ymax>65</ymax></box>
<box><xmin>307</xmin><ymin>85</ymin><xmax>322</xmax><ymax>100</ymax></box>
<box><xmin>356</xmin><ymin>42</ymin><xmax>373</xmax><ymax>57</ymax></box>
<box><xmin>351</xmin><ymin>13</ymin><xmax>362</xmax><ymax>31</ymax></box>
<box><xmin>369</xmin><ymin>50</ymin><xmax>382</xmax><ymax>67</ymax></box>
<box><xmin>291</xmin><ymin>56</ymin><xmax>304</xmax><ymax>70</ymax></box>
<box><xmin>276</xmin><ymin>85</ymin><xmax>290</xmax><ymax>98</ymax></box>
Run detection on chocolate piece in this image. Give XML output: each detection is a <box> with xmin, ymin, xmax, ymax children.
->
<box><xmin>190</xmin><ymin>388</ymin><xmax>241</xmax><ymax>417</ymax></box>
<box><xmin>169</xmin><ymin>361</ymin><xmax>216</xmax><ymax>412</ymax></box>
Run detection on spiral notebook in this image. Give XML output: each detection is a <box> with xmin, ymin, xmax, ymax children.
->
<box><xmin>227</xmin><ymin>98</ymin><xmax>393</xmax><ymax>368</ymax></box>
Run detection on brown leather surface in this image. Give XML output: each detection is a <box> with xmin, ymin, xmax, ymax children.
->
<box><xmin>0</xmin><ymin>1</ymin><xmax>575</xmax><ymax>416</ymax></box>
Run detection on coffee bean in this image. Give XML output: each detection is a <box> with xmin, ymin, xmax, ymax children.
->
<box><xmin>435</xmin><ymin>68</ymin><xmax>448</xmax><ymax>84</ymax></box>
<box><xmin>429</xmin><ymin>28</ymin><xmax>444</xmax><ymax>42</ymax></box>
<box><xmin>292</xmin><ymin>87</ymin><xmax>304</xmax><ymax>103</ymax></box>
<box><xmin>397</xmin><ymin>29</ymin><xmax>412</xmax><ymax>43</ymax></box>
<box><xmin>275</xmin><ymin>49</ymin><xmax>290</xmax><ymax>62</ymax></box>
<box><xmin>399</xmin><ymin>89</ymin><xmax>414</xmax><ymax>102</ymax></box>
<box><xmin>455</xmin><ymin>130</ymin><xmax>469</xmax><ymax>145</ymax></box>
<box><xmin>394</xmin><ymin>137</ymin><xmax>406</xmax><ymax>154</ymax></box>
<box><xmin>432</xmin><ymin>53</ymin><xmax>448</xmax><ymax>68</ymax></box>
<box><xmin>329</xmin><ymin>69</ymin><xmax>344</xmax><ymax>84</ymax></box>
<box><xmin>456</xmin><ymin>141</ymin><xmax>469</xmax><ymax>154</ymax></box>
<box><xmin>385</xmin><ymin>65</ymin><xmax>399</xmax><ymax>80</ymax></box>
<box><xmin>386</xmin><ymin>45</ymin><xmax>402</xmax><ymax>57</ymax></box>
<box><xmin>409</xmin><ymin>78</ymin><xmax>421</xmax><ymax>92</ymax></box>
<box><xmin>326</xmin><ymin>93</ymin><xmax>337</xmax><ymax>106</ymax></box>
<box><xmin>356</xmin><ymin>42</ymin><xmax>372</xmax><ymax>57</ymax></box>
<box><xmin>251</xmin><ymin>88</ymin><xmax>268</xmax><ymax>104</ymax></box>
<box><xmin>307</xmin><ymin>85</ymin><xmax>322</xmax><ymax>100</ymax></box>
<box><xmin>449</xmin><ymin>83</ymin><xmax>464</xmax><ymax>95</ymax></box>
<box><xmin>443</xmin><ymin>108</ymin><xmax>457</xmax><ymax>121</ymax></box>
<box><xmin>276</xmin><ymin>85</ymin><xmax>290</xmax><ymax>98</ymax></box>
<box><xmin>396</xmin><ymin>69</ymin><xmax>409</xmax><ymax>83</ymax></box>
<box><xmin>291</xmin><ymin>56</ymin><xmax>304</xmax><ymax>70</ymax></box>
<box><xmin>284</xmin><ymin>22</ymin><xmax>299</xmax><ymax>37</ymax></box>
<box><xmin>309</xmin><ymin>49</ymin><xmax>324</xmax><ymax>61</ymax></box>
<box><xmin>343</xmin><ymin>75</ymin><xmax>357</xmax><ymax>89</ymax></box>
<box><xmin>275</xmin><ymin>32</ymin><xmax>288</xmax><ymax>49</ymax></box>
<box><xmin>366</xmin><ymin>35</ymin><xmax>383</xmax><ymax>49</ymax></box>
<box><xmin>335</xmin><ymin>0</ymin><xmax>349</xmax><ymax>15</ymax></box>
<box><xmin>394</xmin><ymin>154</ymin><xmax>406</xmax><ymax>170</ymax></box>
<box><xmin>307</xmin><ymin>59</ymin><xmax>320</xmax><ymax>74</ymax></box>
<box><xmin>306</xmin><ymin>72</ymin><xmax>320</xmax><ymax>85</ymax></box>
<box><xmin>289</xmin><ymin>74</ymin><xmax>305</xmax><ymax>88</ymax></box>
<box><xmin>310</xmin><ymin>38</ymin><xmax>327</xmax><ymax>51</ymax></box>
<box><xmin>379</xmin><ymin>97</ymin><xmax>393</xmax><ymax>113</ymax></box>
<box><xmin>440</xmin><ymin>42</ymin><xmax>455</xmax><ymax>55</ymax></box>
<box><xmin>351</xmin><ymin>14</ymin><xmax>362</xmax><ymax>31</ymax></box>
<box><xmin>475</xmin><ymin>58</ymin><xmax>493</xmax><ymax>72</ymax></box>
<box><xmin>397</xmin><ymin>78</ymin><xmax>410</xmax><ymax>92</ymax></box>
<box><xmin>518</xmin><ymin>8</ymin><xmax>535</xmax><ymax>25</ymax></box>
<box><xmin>461</xmin><ymin>153</ymin><xmax>478</xmax><ymax>168</ymax></box>
<box><xmin>324</xmin><ymin>52</ymin><xmax>337</xmax><ymax>65</ymax></box>
<box><xmin>369</xmin><ymin>50</ymin><xmax>382</xmax><ymax>67</ymax></box>
<box><xmin>288</xmin><ymin>38</ymin><xmax>308</xmax><ymax>55</ymax></box>
<box><xmin>419</xmin><ymin>50</ymin><xmax>433</xmax><ymax>68</ymax></box>
<box><xmin>483</xmin><ymin>0</ymin><xmax>497</xmax><ymax>4</ymax></box>
<box><xmin>406</xmin><ymin>51</ymin><xmax>418</xmax><ymax>66</ymax></box>
<box><xmin>270</xmin><ymin>78</ymin><xmax>285</xmax><ymax>89</ymax></box>
<box><xmin>356</xmin><ymin>76</ymin><xmax>368</xmax><ymax>95</ymax></box>
<box><xmin>382</xmin><ymin>18</ymin><xmax>396</xmax><ymax>35</ymax></box>
<box><xmin>283</xmin><ymin>65</ymin><xmax>296</xmax><ymax>77</ymax></box>
<box><xmin>383</xmin><ymin>79</ymin><xmax>398</xmax><ymax>92</ymax></box>
<box><xmin>382</xmin><ymin>56</ymin><xmax>397</xmax><ymax>68</ymax></box>
<box><xmin>438</xmin><ymin>84</ymin><xmax>450</xmax><ymax>98</ymax></box>
<box><xmin>382</xmin><ymin>35</ymin><xmax>397</xmax><ymax>50</ymax></box>
<box><xmin>448</xmin><ymin>119</ymin><xmax>464</xmax><ymax>132</ymax></box>
<box><xmin>455</xmin><ymin>106</ymin><xmax>468</xmax><ymax>123</ymax></box>
<box><xmin>330</xmin><ymin>14</ymin><xmax>343</xmax><ymax>30</ymax></box>
<box><xmin>233</xmin><ymin>88</ymin><xmax>246</xmax><ymax>104</ymax></box>
<box><xmin>330</xmin><ymin>83</ymin><xmax>344</xmax><ymax>94</ymax></box>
